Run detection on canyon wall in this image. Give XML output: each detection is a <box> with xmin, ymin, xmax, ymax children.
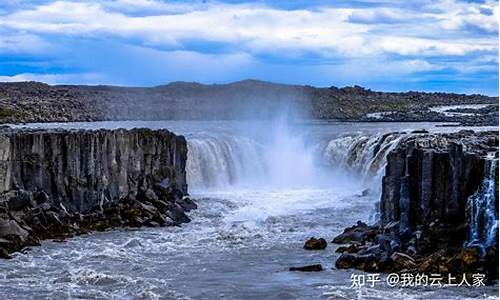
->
<box><xmin>380</xmin><ymin>130</ymin><xmax>498</xmax><ymax>248</ymax></box>
<box><xmin>334</xmin><ymin>130</ymin><xmax>499</xmax><ymax>280</ymax></box>
<box><xmin>0</xmin><ymin>128</ymin><xmax>188</xmax><ymax>211</ymax></box>
<box><xmin>0</xmin><ymin>128</ymin><xmax>194</xmax><ymax>258</ymax></box>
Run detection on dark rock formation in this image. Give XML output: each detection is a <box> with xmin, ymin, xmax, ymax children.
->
<box><xmin>334</xmin><ymin>130</ymin><xmax>499</xmax><ymax>282</ymax></box>
<box><xmin>289</xmin><ymin>264</ymin><xmax>323</xmax><ymax>272</ymax></box>
<box><xmin>304</xmin><ymin>237</ymin><xmax>327</xmax><ymax>250</ymax></box>
<box><xmin>0</xmin><ymin>128</ymin><xmax>194</xmax><ymax>257</ymax></box>
<box><xmin>379</xmin><ymin>130</ymin><xmax>498</xmax><ymax>243</ymax></box>
<box><xmin>331</xmin><ymin>221</ymin><xmax>377</xmax><ymax>244</ymax></box>
<box><xmin>363</xmin><ymin>107</ymin><xmax>499</xmax><ymax>126</ymax></box>
<box><xmin>0</xmin><ymin>81</ymin><xmax>496</xmax><ymax>124</ymax></box>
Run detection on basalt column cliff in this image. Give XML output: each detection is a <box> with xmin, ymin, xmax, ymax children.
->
<box><xmin>0</xmin><ymin>128</ymin><xmax>196</xmax><ymax>258</ymax></box>
<box><xmin>334</xmin><ymin>131</ymin><xmax>499</xmax><ymax>281</ymax></box>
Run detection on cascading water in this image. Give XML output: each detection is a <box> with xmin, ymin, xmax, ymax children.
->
<box><xmin>186</xmin><ymin>134</ymin><xmax>266</xmax><ymax>189</ymax></box>
<box><xmin>186</xmin><ymin>118</ymin><xmax>341</xmax><ymax>191</ymax></box>
<box><xmin>466</xmin><ymin>156</ymin><xmax>499</xmax><ymax>250</ymax></box>
<box><xmin>321</xmin><ymin>132</ymin><xmax>409</xmax><ymax>222</ymax></box>
<box><xmin>322</xmin><ymin>132</ymin><xmax>407</xmax><ymax>186</ymax></box>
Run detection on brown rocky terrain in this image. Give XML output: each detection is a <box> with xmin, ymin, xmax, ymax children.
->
<box><xmin>0</xmin><ymin>80</ymin><xmax>497</xmax><ymax>124</ymax></box>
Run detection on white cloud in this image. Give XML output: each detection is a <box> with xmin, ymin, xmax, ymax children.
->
<box><xmin>377</xmin><ymin>36</ymin><xmax>496</xmax><ymax>56</ymax></box>
<box><xmin>0</xmin><ymin>73</ymin><xmax>107</xmax><ymax>84</ymax></box>
<box><xmin>0</xmin><ymin>32</ymin><xmax>53</xmax><ymax>54</ymax></box>
<box><xmin>426</xmin><ymin>0</ymin><xmax>498</xmax><ymax>33</ymax></box>
<box><xmin>0</xmin><ymin>0</ymin><xmax>496</xmax><ymax>59</ymax></box>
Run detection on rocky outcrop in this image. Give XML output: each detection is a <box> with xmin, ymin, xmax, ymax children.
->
<box><xmin>334</xmin><ymin>130</ymin><xmax>499</xmax><ymax>282</ymax></box>
<box><xmin>0</xmin><ymin>128</ymin><xmax>195</xmax><ymax>257</ymax></box>
<box><xmin>379</xmin><ymin>130</ymin><xmax>498</xmax><ymax>245</ymax></box>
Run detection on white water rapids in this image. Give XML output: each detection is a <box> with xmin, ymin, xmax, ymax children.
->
<box><xmin>2</xmin><ymin>120</ymin><xmax>498</xmax><ymax>299</ymax></box>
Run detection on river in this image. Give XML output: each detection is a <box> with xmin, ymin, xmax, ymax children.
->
<box><xmin>1</xmin><ymin>120</ymin><xmax>497</xmax><ymax>299</ymax></box>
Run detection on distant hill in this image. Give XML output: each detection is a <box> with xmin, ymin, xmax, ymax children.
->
<box><xmin>0</xmin><ymin>79</ymin><xmax>497</xmax><ymax>124</ymax></box>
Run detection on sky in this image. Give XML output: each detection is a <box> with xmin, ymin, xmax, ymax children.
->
<box><xmin>0</xmin><ymin>0</ymin><xmax>498</xmax><ymax>95</ymax></box>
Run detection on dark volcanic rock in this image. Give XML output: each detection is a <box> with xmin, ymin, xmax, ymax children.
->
<box><xmin>379</xmin><ymin>130</ymin><xmax>498</xmax><ymax>243</ymax></box>
<box><xmin>332</xmin><ymin>221</ymin><xmax>377</xmax><ymax>244</ymax></box>
<box><xmin>334</xmin><ymin>130</ymin><xmax>499</xmax><ymax>281</ymax></box>
<box><xmin>304</xmin><ymin>237</ymin><xmax>327</xmax><ymax>250</ymax></box>
<box><xmin>0</xmin><ymin>128</ymin><xmax>195</xmax><ymax>257</ymax></box>
<box><xmin>289</xmin><ymin>264</ymin><xmax>323</xmax><ymax>272</ymax></box>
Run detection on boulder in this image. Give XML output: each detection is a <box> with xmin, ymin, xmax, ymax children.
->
<box><xmin>0</xmin><ymin>219</ymin><xmax>29</xmax><ymax>241</ymax></box>
<box><xmin>1</xmin><ymin>190</ymin><xmax>34</xmax><ymax>211</ymax></box>
<box><xmin>176</xmin><ymin>196</ymin><xmax>198</xmax><ymax>212</ymax></box>
<box><xmin>332</xmin><ymin>221</ymin><xmax>376</xmax><ymax>244</ymax></box>
<box><xmin>390</xmin><ymin>252</ymin><xmax>417</xmax><ymax>269</ymax></box>
<box><xmin>304</xmin><ymin>237</ymin><xmax>327</xmax><ymax>250</ymax></box>
<box><xmin>289</xmin><ymin>264</ymin><xmax>323</xmax><ymax>272</ymax></box>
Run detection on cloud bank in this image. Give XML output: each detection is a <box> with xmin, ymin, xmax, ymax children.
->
<box><xmin>0</xmin><ymin>0</ymin><xmax>498</xmax><ymax>94</ymax></box>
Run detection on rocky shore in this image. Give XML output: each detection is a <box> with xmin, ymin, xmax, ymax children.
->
<box><xmin>0</xmin><ymin>127</ymin><xmax>196</xmax><ymax>258</ymax></box>
<box><xmin>332</xmin><ymin>130</ymin><xmax>499</xmax><ymax>282</ymax></box>
<box><xmin>362</xmin><ymin>105</ymin><xmax>498</xmax><ymax>126</ymax></box>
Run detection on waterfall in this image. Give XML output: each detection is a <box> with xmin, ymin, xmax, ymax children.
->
<box><xmin>466</xmin><ymin>156</ymin><xmax>499</xmax><ymax>250</ymax></box>
<box><xmin>322</xmin><ymin>132</ymin><xmax>407</xmax><ymax>184</ymax></box>
<box><xmin>186</xmin><ymin>130</ymin><xmax>411</xmax><ymax>191</ymax></box>
<box><xmin>186</xmin><ymin>134</ymin><xmax>266</xmax><ymax>189</ymax></box>
<box><xmin>321</xmin><ymin>132</ymin><xmax>408</xmax><ymax>223</ymax></box>
<box><xmin>185</xmin><ymin>119</ymin><xmax>340</xmax><ymax>190</ymax></box>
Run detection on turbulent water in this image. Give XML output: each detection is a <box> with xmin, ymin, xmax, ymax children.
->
<box><xmin>3</xmin><ymin>120</ymin><xmax>498</xmax><ymax>299</ymax></box>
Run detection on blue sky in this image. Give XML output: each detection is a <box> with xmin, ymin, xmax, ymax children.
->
<box><xmin>0</xmin><ymin>0</ymin><xmax>498</xmax><ymax>95</ymax></box>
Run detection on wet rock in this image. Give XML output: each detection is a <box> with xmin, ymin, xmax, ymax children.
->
<box><xmin>1</xmin><ymin>189</ymin><xmax>34</xmax><ymax>211</ymax></box>
<box><xmin>0</xmin><ymin>247</ymin><xmax>11</xmax><ymax>259</ymax></box>
<box><xmin>335</xmin><ymin>244</ymin><xmax>361</xmax><ymax>253</ymax></box>
<box><xmin>0</xmin><ymin>219</ymin><xmax>29</xmax><ymax>240</ymax></box>
<box><xmin>335</xmin><ymin>253</ymin><xmax>378</xmax><ymax>270</ymax></box>
<box><xmin>335</xmin><ymin>253</ymin><xmax>358</xmax><ymax>269</ymax></box>
<box><xmin>333</xmin><ymin>130</ymin><xmax>499</xmax><ymax>281</ymax></box>
<box><xmin>410</xmin><ymin>129</ymin><xmax>429</xmax><ymax>134</ymax></box>
<box><xmin>166</xmin><ymin>204</ymin><xmax>191</xmax><ymax>224</ymax></box>
<box><xmin>176</xmin><ymin>196</ymin><xmax>198</xmax><ymax>212</ymax></box>
<box><xmin>34</xmin><ymin>190</ymin><xmax>50</xmax><ymax>205</ymax></box>
<box><xmin>380</xmin><ymin>131</ymin><xmax>498</xmax><ymax>242</ymax></box>
<box><xmin>332</xmin><ymin>221</ymin><xmax>376</xmax><ymax>244</ymax></box>
<box><xmin>138</xmin><ymin>188</ymin><xmax>159</xmax><ymax>203</ymax></box>
<box><xmin>390</xmin><ymin>252</ymin><xmax>417</xmax><ymax>269</ymax></box>
<box><xmin>460</xmin><ymin>248</ymin><xmax>480</xmax><ymax>266</ymax></box>
<box><xmin>0</xmin><ymin>128</ymin><xmax>196</xmax><ymax>258</ymax></box>
<box><xmin>358</xmin><ymin>189</ymin><xmax>372</xmax><ymax>197</ymax></box>
<box><xmin>304</xmin><ymin>237</ymin><xmax>327</xmax><ymax>250</ymax></box>
<box><xmin>289</xmin><ymin>264</ymin><xmax>323</xmax><ymax>272</ymax></box>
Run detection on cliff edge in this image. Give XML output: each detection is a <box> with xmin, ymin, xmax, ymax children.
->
<box><xmin>0</xmin><ymin>128</ymin><xmax>196</xmax><ymax>258</ymax></box>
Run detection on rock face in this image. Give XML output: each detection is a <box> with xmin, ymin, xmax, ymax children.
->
<box><xmin>379</xmin><ymin>130</ymin><xmax>498</xmax><ymax>247</ymax></box>
<box><xmin>334</xmin><ymin>130</ymin><xmax>499</xmax><ymax>281</ymax></box>
<box><xmin>0</xmin><ymin>128</ymin><xmax>195</xmax><ymax>257</ymax></box>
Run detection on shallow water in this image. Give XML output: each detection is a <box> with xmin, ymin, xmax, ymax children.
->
<box><xmin>2</xmin><ymin>121</ymin><xmax>498</xmax><ymax>299</ymax></box>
